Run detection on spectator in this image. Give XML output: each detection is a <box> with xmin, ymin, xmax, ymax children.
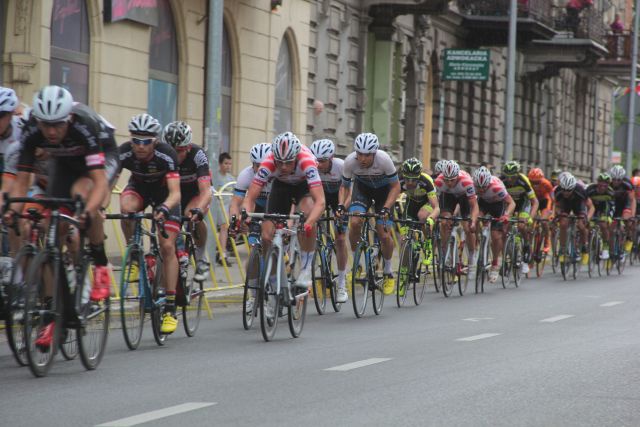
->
<box><xmin>610</xmin><ymin>14</ymin><xmax>624</xmax><ymax>33</ymax></box>
<box><xmin>213</xmin><ymin>152</ymin><xmax>235</xmax><ymax>266</ymax></box>
<box><xmin>566</xmin><ymin>0</ymin><xmax>593</xmax><ymax>34</ymax></box>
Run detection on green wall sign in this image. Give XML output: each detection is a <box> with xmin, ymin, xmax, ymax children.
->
<box><xmin>443</xmin><ymin>49</ymin><xmax>490</xmax><ymax>81</ymax></box>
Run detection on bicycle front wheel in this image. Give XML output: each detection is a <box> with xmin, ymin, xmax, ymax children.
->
<box><xmin>77</xmin><ymin>258</ymin><xmax>110</xmax><ymax>370</ymax></box>
<box><xmin>442</xmin><ymin>239</ymin><xmax>456</xmax><ymax>297</ymax></box>
<box><xmin>242</xmin><ymin>247</ymin><xmax>261</xmax><ymax>330</ymax></box>
<box><xmin>371</xmin><ymin>245</ymin><xmax>385</xmax><ymax>315</ymax></box>
<box><xmin>259</xmin><ymin>247</ymin><xmax>281</xmax><ymax>341</ymax></box>
<box><xmin>288</xmin><ymin>281</ymin><xmax>308</xmax><ymax>338</ymax></box>
<box><xmin>326</xmin><ymin>245</ymin><xmax>341</xmax><ymax>312</ymax></box>
<box><xmin>311</xmin><ymin>248</ymin><xmax>327</xmax><ymax>315</ymax></box>
<box><xmin>150</xmin><ymin>255</ymin><xmax>167</xmax><ymax>346</ymax></box>
<box><xmin>351</xmin><ymin>244</ymin><xmax>369</xmax><ymax>318</ymax></box>
<box><xmin>59</xmin><ymin>328</ymin><xmax>78</xmax><ymax>360</ymax></box>
<box><xmin>413</xmin><ymin>243</ymin><xmax>428</xmax><ymax>305</ymax></box>
<box><xmin>502</xmin><ymin>236</ymin><xmax>514</xmax><ymax>288</ymax></box>
<box><xmin>120</xmin><ymin>245</ymin><xmax>144</xmax><ymax>350</ymax></box>
<box><xmin>396</xmin><ymin>240</ymin><xmax>412</xmax><ymax>307</ymax></box>
<box><xmin>182</xmin><ymin>241</ymin><xmax>203</xmax><ymax>337</ymax></box>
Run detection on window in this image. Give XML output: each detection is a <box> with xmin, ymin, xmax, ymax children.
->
<box><xmin>50</xmin><ymin>0</ymin><xmax>90</xmax><ymax>103</ymax></box>
<box><xmin>274</xmin><ymin>38</ymin><xmax>293</xmax><ymax>134</ymax></box>
<box><xmin>148</xmin><ymin>0</ymin><xmax>178</xmax><ymax>126</ymax></box>
<box><xmin>221</xmin><ymin>22</ymin><xmax>232</xmax><ymax>153</ymax></box>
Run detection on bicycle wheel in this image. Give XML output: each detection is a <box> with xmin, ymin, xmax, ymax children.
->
<box><xmin>533</xmin><ymin>228</ymin><xmax>546</xmax><ymax>278</ymax></box>
<box><xmin>150</xmin><ymin>255</ymin><xmax>167</xmax><ymax>346</ymax></box>
<box><xmin>588</xmin><ymin>231</ymin><xmax>598</xmax><ymax>278</ymax></box>
<box><xmin>242</xmin><ymin>247</ymin><xmax>261</xmax><ymax>330</ymax></box>
<box><xmin>288</xmin><ymin>277</ymin><xmax>308</xmax><ymax>338</ymax></box>
<box><xmin>501</xmin><ymin>235</ymin><xmax>514</xmax><ymax>288</ymax></box>
<box><xmin>617</xmin><ymin>232</ymin><xmax>626</xmax><ymax>275</ymax></box>
<box><xmin>351</xmin><ymin>244</ymin><xmax>368</xmax><ymax>318</ymax></box>
<box><xmin>512</xmin><ymin>237</ymin><xmax>522</xmax><ymax>288</ymax></box>
<box><xmin>24</xmin><ymin>250</ymin><xmax>62</xmax><ymax>377</ymax></box>
<box><xmin>442</xmin><ymin>238</ymin><xmax>456</xmax><ymax>297</ymax></box>
<box><xmin>475</xmin><ymin>238</ymin><xmax>486</xmax><ymax>294</ymax></box>
<box><xmin>326</xmin><ymin>244</ymin><xmax>341</xmax><ymax>312</ymax></box>
<box><xmin>396</xmin><ymin>240</ymin><xmax>412</xmax><ymax>307</ymax></box>
<box><xmin>371</xmin><ymin>245</ymin><xmax>385</xmax><ymax>315</ymax></box>
<box><xmin>413</xmin><ymin>244</ymin><xmax>428</xmax><ymax>305</ymax></box>
<box><xmin>5</xmin><ymin>245</ymin><xmax>36</xmax><ymax>367</ymax></box>
<box><xmin>551</xmin><ymin>229</ymin><xmax>560</xmax><ymax>274</ymax></box>
<box><xmin>120</xmin><ymin>245</ymin><xmax>144</xmax><ymax>350</ymax></box>
<box><xmin>457</xmin><ymin>242</ymin><xmax>470</xmax><ymax>296</ymax></box>
<box><xmin>311</xmin><ymin>248</ymin><xmax>327</xmax><ymax>315</ymax></box>
<box><xmin>182</xmin><ymin>240</ymin><xmax>203</xmax><ymax>337</ymax></box>
<box><xmin>77</xmin><ymin>257</ymin><xmax>110</xmax><ymax>370</ymax></box>
<box><xmin>259</xmin><ymin>246</ymin><xmax>281</xmax><ymax>341</ymax></box>
<box><xmin>59</xmin><ymin>328</ymin><xmax>78</xmax><ymax>360</ymax></box>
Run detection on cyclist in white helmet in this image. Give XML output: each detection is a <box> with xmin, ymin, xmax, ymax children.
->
<box><xmin>338</xmin><ymin>132</ymin><xmax>401</xmax><ymax>295</ymax></box>
<box><xmin>553</xmin><ymin>172</ymin><xmax>592</xmax><ymax>265</ymax></box>
<box><xmin>609</xmin><ymin>164</ymin><xmax>636</xmax><ymax>252</ymax></box>
<box><xmin>0</xmin><ymin>87</ymin><xmax>21</xmax><ymax>189</ymax></box>
<box><xmin>309</xmin><ymin>138</ymin><xmax>349</xmax><ymax>303</ymax></box>
<box><xmin>242</xmin><ymin>131</ymin><xmax>326</xmax><ymax>290</ymax></box>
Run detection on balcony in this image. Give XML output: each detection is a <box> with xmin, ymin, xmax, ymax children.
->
<box><xmin>550</xmin><ymin>6</ymin><xmax>606</xmax><ymax>44</ymax></box>
<box><xmin>453</xmin><ymin>0</ymin><xmax>556</xmax><ymax>46</ymax></box>
<box><xmin>594</xmin><ymin>32</ymin><xmax>639</xmax><ymax>80</ymax></box>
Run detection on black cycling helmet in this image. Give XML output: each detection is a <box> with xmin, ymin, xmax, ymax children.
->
<box><xmin>402</xmin><ymin>157</ymin><xmax>422</xmax><ymax>178</ymax></box>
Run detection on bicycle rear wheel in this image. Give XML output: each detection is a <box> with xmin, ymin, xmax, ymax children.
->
<box><xmin>242</xmin><ymin>247</ymin><xmax>261</xmax><ymax>330</ymax></box>
<box><xmin>533</xmin><ymin>228</ymin><xmax>547</xmax><ymax>278</ymax></box>
<box><xmin>326</xmin><ymin>245</ymin><xmax>341</xmax><ymax>312</ymax></box>
<box><xmin>150</xmin><ymin>256</ymin><xmax>167</xmax><ymax>346</ymax></box>
<box><xmin>501</xmin><ymin>236</ymin><xmax>514</xmax><ymax>288</ymax></box>
<box><xmin>512</xmin><ymin>237</ymin><xmax>522</xmax><ymax>288</ymax></box>
<box><xmin>182</xmin><ymin>240</ymin><xmax>203</xmax><ymax>337</ymax></box>
<box><xmin>24</xmin><ymin>250</ymin><xmax>62</xmax><ymax>377</ymax></box>
<box><xmin>311</xmin><ymin>248</ymin><xmax>327</xmax><ymax>315</ymax></box>
<box><xmin>442</xmin><ymin>239</ymin><xmax>456</xmax><ymax>297</ymax></box>
<box><xmin>351</xmin><ymin>244</ymin><xmax>368</xmax><ymax>318</ymax></box>
<box><xmin>5</xmin><ymin>245</ymin><xmax>36</xmax><ymax>367</ymax></box>
<box><xmin>77</xmin><ymin>260</ymin><xmax>110</xmax><ymax>370</ymax></box>
<box><xmin>371</xmin><ymin>245</ymin><xmax>385</xmax><ymax>315</ymax></box>
<box><xmin>259</xmin><ymin>247</ymin><xmax>281</xmax><ymax>341</ymax></box>
<box><xmin>475</xmin><ymin>238</ymin><xmax>486</xmax><ymax>294</ymax></box>
<box><xmin>120</xmin><ymin>245</ymin><xmax>144</xmax><ymax>350</ymax></box>
<box><xmin>288</xmin><ymin>283</ymin><xmax>308</xmax><ymax>338</ymax></box>
<box><xmin>59</xmin><ymin>328</ymin><xmax>78</xmax><ymax>360</ymax></box>
<box><xmin>588</xmin><ymin>231</ymin><xmax>599</xmax><ymax>278</ymax></box>
<box><xmin>551</xmin><ymin>230</ymin><xmax>560</xmax><ymax>274</ymax></box>
<box><xmin>413</xmin><ymin>245</ymin><xmax>428</xmax><ymax>305</ymax></box>
<box><xmin>457</xmin><ymin>243</ymin><xmax>470</xmax><ymax>296</ymax></box>
<box><xmin>396</xmin><ymin>240</ymin><xmax>412</xmax><ymax>307</ymax></box>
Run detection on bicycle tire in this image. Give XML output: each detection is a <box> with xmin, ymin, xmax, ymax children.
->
<box><xmin>326</xmin><ymin>245</ymin><xmax>341</xmax><ymax>313</ymax></box>
<box><xmin>502</xmin><ymin>235</ymin><xmax>514</xmax><ymax>288</ymax></box>
<box><xmin>288</xmin><ymin>275</ymin><xmax>308</xmax><ymax>338</ymax></box>
<box><xmin>551</xmin><ymin>230</ymin><xmax>560</xmax><ymax>274</ymax></box>
<box><xmin>588</xmin><ymin>231</ymin><xmax>598</xmax><ymax>278</ymax></box>
<box><xmin>371</xmin><ymin>244</ymin><xmax>385</xmax><ymax>315</ymax></box>
<box><xmin>442</xmin><ymin>237</ymin><xmax>456</xmax><ymax>297</ymax></box>
<box><xmin>150</xmin><ymin>255</ymin><xmax>166</xmax><ymax>346</ymax></box>
<box><xmin>120</xmin><ymin>245</ymin><xmax>144</xmax><ymax>350</ymax></box>
<box><xmin>396</xmin><ymin>240</ymin><xmax>412</xmax><ymax>307</ymax></box>
<box><xmin>533</xmin><ymin>228</ymin><xmax>546</xmax><ymax>278</ymax></box>
<box><xmin>457</xmin><ymin>242</ymin><xmax>469</xmax><ymax>296</ymax></box>
<box><xmin>5</xmin><ymin>245</ymin><xmax>36</xmax><ymax>367</ymax></box>
<box><xmin>59</xmin><ymin>328</ymin><xmax>78</xmax><ymax>360</ymax></box>
<box><xmin>311</xmin><ymin>249</ymin><xmax>327</xmax><ymax>315</ymax></box>
<box><xmin>77</xmin><ymin>259</ymin><xmax>110</xmax><ymax>370</ymax></box>
<box><xmin>475</xmin><ymin>237</ymin><xmax>485</xmax><ymax>294</ymax></box>
<box><xmin>182</xmin><ymin>239</ymin><xmax>203</xmax><ymax>337</ymax></box>
<box><xmin>432</xmin><ymin>233</ymin><xmax>441</xmax><ymax>293</ymax></box>
<box><xmin>512</xmin><ymin>237</ymin><xmax>521</xmax><ymax>288</ymax></box>
<box><xmin>259</xmin><ymin>247</ymin><xmax>281</xmax><ymax>341</ymax></box>
<box><xmin>242</xmin><ymin>247</ymin><xmax>261</xmax><ymax>330</ymax></box>
<box><xmin>413</xmin><ymin>244</ymin><xmax>428</xmax><ymax>305</ymax></box>
<box><xmin>351</xmin><ymin>244</ymin><xmax>368</xmax><ymax>318</ymax></box>
<box><xmin>24</xmin><ymin>250</ymin><xmax>62</xmax><ymax>377</ymax></box>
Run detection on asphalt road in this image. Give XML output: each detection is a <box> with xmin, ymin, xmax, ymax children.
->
<box><xmin>1</xmin><ymin>267</ymin><xmax>639</xmax><ymax>427</ymax></box>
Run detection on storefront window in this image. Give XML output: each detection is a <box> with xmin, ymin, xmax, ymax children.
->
<box><xmin>148</xmin><ymin>0</ymin><xmax>178</xmax><ymax>125</ymax></box>
<box><xmin>274</xmin><ymin>38</ymin><xmax>293</xmax><ymax>134</ymax></box>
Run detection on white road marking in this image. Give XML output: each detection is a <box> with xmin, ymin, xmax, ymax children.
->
<box><xmin>462</xmin><ymin>317</ymin><xmax>495</xmax><ymax>322</ymax></box>
<box><xmin>324</xmin><ymin>358</ymin><xmax>392</xmax><ymax>371</ymax></box>
<box><xmin>456</xmin><ymin>333</ymin><xmax>502</xmax><ymax>342</ymax></box>
<box><xmin>600</xmin><ymin>301</ymin><xmax>624</xmax><ymax>307</ymax></box>
<box><xmin>96</xmin><ymin>402</ymin><xmax>217</xmax><ymax>427</ymax></box>
<box><xmin>540</xmin><ymin>315</ymin><xmax>574</xmax><ymax>323</ymax></box>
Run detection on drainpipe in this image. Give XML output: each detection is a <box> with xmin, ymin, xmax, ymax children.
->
<box><xmin>205</xmin><ymin>0</ymin><xmax>224</xmax><ymax>174</ymax></box>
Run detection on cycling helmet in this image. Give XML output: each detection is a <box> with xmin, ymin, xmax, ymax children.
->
<box><xmin>32</xmin><ymin>85</ymin><xmax>73</xmax><ymax>122</ymax></box>
<box><xmin>250</xmin><ymin>142</ymin><xmax>271</xmax><ymax>164</ymax></box>
<box><xmin>0</xmin><ymin>87</ymin><xmax>18</xmax><ymax>113</ymax></box>
<box><xmin>434</xmin><ymin>159</ymin><xmax>447</xmax><ymax>175</ymax></box>
<box><xmin>353</xmin><ymin>132</ymin><xmax>379</xmax><ymax>153</ymax></box>
<box><xmin>309</xmin><ymin>139</ymin><xmax>335</xmax><ymax>160</ymax></box>
<box><xmin>610</xmin><ymin>165</ymin><xmax>626</xmax><ymax>180</ymax></box>
<box><xmin>442</xmin><ymin>160</ymin><xmax>460</xmax><ymax>179</ymax></box>
<box><xmin>502</xmin><ymin>160</ymin><xmax>521</xmax><ymax>176</ymax></box>
<box><xmin>162</xmin><ymin>121</ymin><xmax>192</xmax><ymax>148</ymax></box>
<box><xmin>17</xmin><ymin>105</ymin><xmax>31</xmax><ymax>129</ymax></box>
<box><xmin>271</xmin><ymin>131</ymin><xmax>301</xmax><ymax>161</ymax></box>
<box><xmin>129</xmin><ymin>113</ymin><xmax>162</xmax><ymax>136</ymax></box>
<box><xmin>528</xmin><ymin>167</ymin><xmax>544</xmax><ymax>181</ymax></box>
<box><xmin>473</xmin><ymin>166</ymin><xmax>492</xmax><ymax>188</ymax></box>
<box><xmin>597</xmin><ymin>172</ymin><xmax>612</xmax><ymax>183</ymax></box>
<box><xmin>550</xmin><ymin>168</ymin><xmax>562</xmax><ymax>180</ymax></box>
<box><xmin>559</xmin><ymin>173</ymin><xmax>577</xmax><ymax>191</ymax></box>
<box><xmin>402</xmin><ymin>157</ymin><xmax>423</xmax><ymax>178</ymax></box>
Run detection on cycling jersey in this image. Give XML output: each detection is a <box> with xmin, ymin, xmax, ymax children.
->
<box><xmin>555</xmin><ymin>182</ymin><xmax>588</xmax><ymax>216</ymax></box>
<box><xmin>234</xmin><ymin>165</ymin><xmax>271</xmax><ymax>208</ymax></box>
<box><xmin>400</xmin><ymin>172</ymin><xmax>436</xmax><ymax>203</ymax></box>
<box><xmin>253</xmin><ymin>145</ymin><xmax>321</xmax><ymax>189</ymax></box>
<box><xmin>341</xmin><ymin>150</ymin><xmax>398</xmax><ymax>189</ymax></box>
<box><xmin>630</xmin><ymin>176</ymin><xmax>640</xmax><ymax>200</ymax></box>
<box><xmin>586</xmin><ymin>183</ymin><xmax>615</xmax><ymax>216</ymax></box>
<box><xmin>0</xmin><ymin>117</ymin><xmax>21</xmax><ymax>180</ymax></box>
<box><xmin>475</xmin><ymin>176</ymin><xmax>509</xmax><ymax>203</ymax></box>
<box><xmin>531</xmin><ymin>177</ymin><xmax>553</xmax><ymax>212</ymax></box>
<box><xmin>499</xmin><ymin>173</ymin><xmax>536</xmax><ymax>202</ymax></box>
<box><xmin>611</xmin><ymin>177</ymin><xmax>633</xmax><ymax>216</ymax></box>
<box><xmin>319</xmin><ymin>157</ymin><xmax>344</xmax><ymax>194</ymax></box>
<box><xmin>118</xmin><ymin>142</ymin><xmax>179</xmax><ymax>185</ymax></box>
<box><xmin>3</xmin><ymin>140</ymin><xmax>48</xmax><ymax>190</ymax></box>
<box><xmin>434</xmin><ymin>170</ymin><xmax>476</xmax><ymax>199</ymax></box>
<box><xmin>177</xmin><ymin>146</ymin><xmax>211</xmax><ymax>204</ymax></box>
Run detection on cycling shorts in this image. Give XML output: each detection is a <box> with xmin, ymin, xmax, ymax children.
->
<box><xmin>478</xmin><ymin>199</ymin><xmax>506</xmax><ymax>231</ymax></box>
<box><xmin>440</xmin><ymin>192</ymin><xmax>470</xmax><ymax>218</ymax></box>
<box><xmin>121</xmin><ymin>182</ymin><xmax>181</xmax><ymax>233</ymax></box>
<box><xmin>348</xmin><ymin>181</ymin><xmax>392</xmax><ymax>226</ymax></box>
<box><xmin>266</xmin><ymin>179</ymin><xmax>310</xmax><ymax>215</ymax></box>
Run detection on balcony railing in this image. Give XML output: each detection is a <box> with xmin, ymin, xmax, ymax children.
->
<box><xmin>551</xmin><ymin>6</ymin><xmax>606</xmax><ymax>43</ymax></box>
<box><xmin>605</xmin><ymin>31</ymin><xmax>633</xmax><ymax>60</ymax></box>
<box><xmin>457</xmin><ymin>0</ymin><xmax>553</xmax><ymax>27</ymax></box>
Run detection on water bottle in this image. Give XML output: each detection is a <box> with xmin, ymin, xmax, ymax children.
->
<box><xmin>177</xmin><ymin>250</ymin><xmax>189</xmax><ymax>279</ymax></box>
<box><xmin>145</xmin><ymin>254</ymin><xmax>156</xmax><ymax>283</ymax></box>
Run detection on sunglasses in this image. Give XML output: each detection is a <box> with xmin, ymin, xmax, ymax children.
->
<box><xmin>132</xmin><ymin>137</ymin><xmax>156</xmax><ymax>146</ymax></box>
<box><xmin>444</xmin><ymin>177</ymin><xmax>457</xmax><ymax>182</ymax></box>
<box><xmin>275</xmin><ymin>160</ymin><xmax>295</xmax><ymax>166</ymax></box>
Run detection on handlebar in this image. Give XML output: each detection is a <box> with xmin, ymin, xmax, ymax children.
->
<box><xmin>105</xmin><ymin>212</ymin><xmax>168</xmax><ymax>238</ymax></box>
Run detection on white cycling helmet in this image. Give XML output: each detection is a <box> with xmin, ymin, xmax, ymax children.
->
<box><xmin>559</xmin><ymin>173</ymin><xmax>577</xmax><ymax>191</ymax></box>
<box><xmin>441</xmin><ymin>160</ymin><xmax>460</xmax><ymax>179</ymax></box>
<box><xmin>0</xmin><ymin>87</ymin><xmax>19</xmax><ymax>113</ymax></box>
<box><xmin>354</xmin><ymin>132</ymin><xmax>379</xmax><ymax>153</ymax></box>
<box><xmin>610</xmin><ymin>165</ymin><xmax>626</xmax><ymax>180</ymax></box>
<box><xmin>162</xmin><ymin>121</ymin><xmax>192</xmax><ymax>148</ymax></box>
<box><xmin>434</xmin><ymin>159</ymin><xmax>447</xmax><ymax>175</ymax></box>
<box><xmin>473</xmin><ymin>166</ymin><xmax>492</xmax><ymax>188</ymax></box>
<box><xmin>32</xmin><ymin>85</ymin><xmax>73</xmax><ymax>122</ymax></box>
<box><xmin>271</xmin><ymin>132</ymin><xmax>301</xmax><ymax>161</ymax></box>
<box><xmin>250</xmin><ymin>142</ymin><xmax>271</xmax><ymax>164</ymax></box>
<box><xmin>309</xmin><ymin>139</ymin><xmax>335</xmax><ymax>160</ymax></box>
<box><xmin>129</xmin><ymin>113</ymin><xmax>162</xmax><ymax>136</ymax></box>
<box><xmin>17</xmin><ymin>105</ymin><xmax>31</xmax><ymax>129</ymax></box>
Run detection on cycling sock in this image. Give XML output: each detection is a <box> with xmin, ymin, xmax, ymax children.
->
<box><xmin>337</xmin><ymin>270</ymin><xmax>346</xmax><ymax>287</ymax></box>
<box><xmin>165</xmin><ymin>291</ymin><xmax>176</xmax><ymax>314</ymax></box>
<box><xmin>301</xmin><ymin>251</ymin><xmax>314</xmax><ymax>270</ymax></box>
<box><xmin>383</xmin><ymin>258</ymin><xmax>392</xmax><ymax>274</ymax></box>
<box><xmin>195</xmin><ymin>245</ymin><xmax>206</xmax><ymax>262</ymax></box>
<box><xmin>90</xmin><ymin>243</ymin><xmax>108</xmax><ymax>266</ymax></box>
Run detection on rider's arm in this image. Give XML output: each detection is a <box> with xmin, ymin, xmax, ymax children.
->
<box><xmin>629</xmin><ymin>188</ymin><xmax>636</xmax><ymax>217</ymax></box>
<box><xmin>6</xmin><ymin>171</ymin><xmax>31</xmax><ymax>214</ymax></box>
<box><xmin>529</xmin><ymin>195</ymin><xmax>539</xmax><ymax>219</ymax></box>
<box><xmin>195</xmin><ymin>178</ymin><xmax>213</xmax><ymax>212</ymax></box>
<box><xmin>338</xmin><ymin>182</ymin><xmax>352</xmax><ymax>208</ymax></box>
<box><xmin>305</xmin><ymin>185</ymin><xmax>326</xmax><ymax>226</ymax></box>
<box><xmin>504</xmin><ymin>194</ymin><xmax>516</xmax><ymax>217</ymax></box>
<box><xmin>85</xmin><ymin>168</ymin><xmax>109</xmax><ymax>214</ymax></box>
<box><xmin>427</xmin><ymin>193</ymin><xmax>440</xmax><ymax>220</ymax></box>
<box><xmin>586</xmin><ymin>198</ymin><xmax>595</xmax><ymax>220</ymax></box>
<box><xmin>384</xmin><ymin>180</ymin><xmax>401</xmax><ymax>210</ymax></box>
<box><xmin>469</xmin><ymin>196</ymin><xmax>480</xmax><ymax>225</ymax></box>
<box><xmin>163</xmin><ymin>175</ymin><xmax>181</xmax><ymax>211</ymax></box>
<box><xmin>229</xmin><ymin>194</ymin><xmax>244</xmax><ymax>219</ymax></box>
<box><xmin>241</xmin><ymin>182</ymin><xmax>261</xmax><ymax>214</ymax></box>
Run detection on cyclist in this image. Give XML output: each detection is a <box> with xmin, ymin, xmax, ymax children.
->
<box><xmin>5</xmin><ymin>86</ymin><xmax>116</xmax><ymax>347</ymax></box>
<box><xmin>473</xmin><ymin>166</ymin><xmax>516</xmax><ymax>283</ymax></box>
<box><xmin>434</xmin><ymin>160</ymin><xmax>479</xmax><ymax>274</ymax></box>
<box><xmin>432</xmin><ymin>159</ymin><xmax>447</xmax><ymax>181</ymax></box>
<box><xmin>500</xmin><ymin>161</ymin><xmax>538</xmax><ymax>274</ymax></box>
<box><xmin>242</xmin><ymin>131</ymin><xmax>326</xmax><ymax>290</ymax></box>
<box><xmin>337</xmin><ymin>133</ymin><xmax>400</xmax><ymax>295</ymax></box>
<box><xmin>554</xmin><ymin>173</ymin><xmax>592</xmax><ymax>264</ymax></box>
<box><xmin>309</xmin><ymin>138</ymin><xmax>349</xmax><ymax>303</ymax></box>
<box><xmin>528</xmin><ymin>167</ymin><xmax>554</xmax><ymax>253</ymax></box>
<box><xmin>399</xmin><ymin>157</ymin><xmax>439</xmax><ymax>227</ymax></box>
<box><xmin>162</xmin><ymin>121</ymin><xmax>212</xmax><ymax>281</ymax></box>
<box><xmin>118</xmin><ymin>113</ymin><xmax>182</xmax><ymax>334</ymax></box>
<box><xmin>609</xmin><ymin>165</ymin><xmax>635</xmax><ymax>252</ymax></box>
<box><xmin>586</xmin><ymin>172</ymin><xmax>615</xmax><ymax>260</ymax></box>
<box><xmin>0</xmin><ymin>87</ymin><xmax>21</xmax><ymax>180</ymax></box>
<box><xmin>550</xmin><ymin>169</ymin><xmax>562</xmax><ymax>188</ymax></box>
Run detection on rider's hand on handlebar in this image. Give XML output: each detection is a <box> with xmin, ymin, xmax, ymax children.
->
<box><xmin>189</xmin><ymin>207</ymin><xmax>204</xmax><ymax>222</ymax></box>
<box><xmin>154</xmin><ymin>204</ymin><xmax>169</xmax><ymax>222</ymax></box>
<box><xmin>378</xmin><ymin>207</ymin><xmax>391</xmax><ymax>221</ymax></box>
<box><xmin>303</xmin><ymin>223</ymin><xmax>313</xmax><ymax>238</ymax></box>
<box><xmin>499</xmin><ymin>215</ymin><xmax>509</xmax><ymax>224</ymax></box>
<box><xmin>336</xmin><ymin>204</ymin><xmax>346</xmax><ymax>218</ymax></box>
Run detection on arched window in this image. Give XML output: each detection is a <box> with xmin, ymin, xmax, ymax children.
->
<box><xmin>221</xmin><ymin>23</ymin><xmax>232</xmax><ymax>153</ymax></box>
<box><xmin>274</xmin><ymin>38</ymin><xmax>293</xmax><ymax>134</ymax></box>
<box><xmin>148</xmin><ymin>0</ymin><xmax>178</xmax><ymax>126</ymax></box>
<box><xmin>50</xmin><ymin>0</ymin><xmax>90</xmax><ymax>103</ymax></box>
